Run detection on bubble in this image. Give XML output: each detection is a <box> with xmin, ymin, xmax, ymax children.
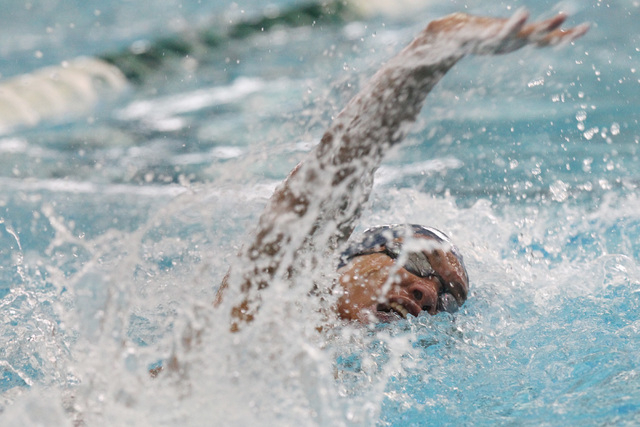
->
<box><xmin>610</xmin><ymin>122</ymin><xmax>620</xmax><ymax>135</ymax></box>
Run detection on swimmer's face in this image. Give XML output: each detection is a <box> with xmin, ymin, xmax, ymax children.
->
<box><xmin>336</xmin><ymin>237</ymin><xmax>468</xmax><ymax>323</ymax></box>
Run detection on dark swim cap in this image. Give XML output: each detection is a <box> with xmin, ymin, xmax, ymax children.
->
<box><xmin>339</xmin><ymin>224</ymin><xmax>468</xmax><ymax>313</ymax></box>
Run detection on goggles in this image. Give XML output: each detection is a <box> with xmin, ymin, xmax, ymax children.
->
<box><xmin>339</xmin><ymin>224</ymin><xmax>467</xmax><ymax>314</ymax></box>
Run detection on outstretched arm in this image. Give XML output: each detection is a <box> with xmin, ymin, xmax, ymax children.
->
<box><xmin>219</xmin><ymin>10</ymin><xmax>588</xmax><ymax>328</ymax></box>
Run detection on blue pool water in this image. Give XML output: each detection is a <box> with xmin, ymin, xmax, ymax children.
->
<box><xmin>1</xmin><ymin>0</ymin><xmax>640</xmax><ymax>425</ymax></box>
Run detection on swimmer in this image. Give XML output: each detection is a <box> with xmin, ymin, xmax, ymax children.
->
<box><xmin>216</xmin><ymin>10</ymin><xmax>588</xmax><ymax>330</ymax></box>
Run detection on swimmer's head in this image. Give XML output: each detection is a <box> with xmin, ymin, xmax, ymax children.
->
<box><xmin>336</xmin><ymin>224</ymin><xmax>469</xmax><ymax>323</ymax></box>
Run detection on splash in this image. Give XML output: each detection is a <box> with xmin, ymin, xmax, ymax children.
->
<box><xmin>1</xmin><ymin>2</ymin><xmax>639</xmax><ymax>426</ymax></box>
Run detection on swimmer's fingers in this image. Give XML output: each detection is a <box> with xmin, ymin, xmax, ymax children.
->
<box><xmin>410</xmin><ymin>11</ymin><xmax>587</xmax><ymax>61</ymax></box>
<box><xmin>532</xmin><ymin>23</ymin><xmax>591</xmax><ymax>47</ymax></box>
<box><xmin>516</xmin><ymin>13</ymin><xmax>589</xmax><ymax>48</ymax></box>
<box><xmin>517</xmin><ymin>13</ymin><xmax>567</xmax><ymax>43</ymax></box>
<box><xmin>471</xmin><ymin>11</ymin><xmax>588</xmax><ymax>55</ymax></box>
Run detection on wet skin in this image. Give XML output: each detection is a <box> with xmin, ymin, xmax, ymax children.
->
<box><xmin>336</xmin><ymin>237</ymin><xmax>469</xmax><ymax>323</ymax></box>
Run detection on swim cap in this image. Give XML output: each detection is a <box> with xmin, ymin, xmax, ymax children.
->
<box><xmin>339</xmin><ymin>224</ymin><xmax>468</xmax><ymax>313</ymax></box>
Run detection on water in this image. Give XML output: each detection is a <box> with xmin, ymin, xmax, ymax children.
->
<box><xmin>1</xmin><ymin>0</ymin><xmax>640</xmax><ymax>425</ymax></box>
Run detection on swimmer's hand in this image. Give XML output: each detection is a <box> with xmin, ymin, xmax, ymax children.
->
<box><xmin>417</xmin><ymin>9</ymin><xmax>589</xmax><ymax>57</ymax></box>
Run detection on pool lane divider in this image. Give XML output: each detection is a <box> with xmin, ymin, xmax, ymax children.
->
<box><xmin>0</xmin><ymin>1</ymin><xmax>358</xmax><ymax>135</ymax></box>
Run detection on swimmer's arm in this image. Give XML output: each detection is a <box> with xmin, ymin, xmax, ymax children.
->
<box><xmin>221</xmin><ymin>11</ymin><xmax>588</xmax><ymax>327</ymax></box>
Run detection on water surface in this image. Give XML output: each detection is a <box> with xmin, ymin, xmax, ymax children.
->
<box><xmin>1</xmin><ymin>0</ymin><xmax>639</xmax><ymax>425</ymax></box>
